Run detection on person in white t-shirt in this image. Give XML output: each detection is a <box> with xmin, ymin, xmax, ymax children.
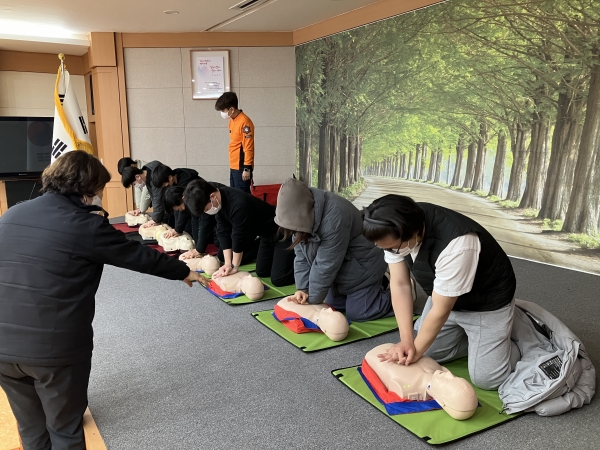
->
<box><xmin>362</xmin><ymin>194</ymin><xmax>518</xmax><ymax>390</ymax></box>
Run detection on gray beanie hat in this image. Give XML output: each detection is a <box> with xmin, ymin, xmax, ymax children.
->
<box><xmin>275</xmin><ymin>177</ymin><xmax>315</xmax><ymax>233</ymax></box>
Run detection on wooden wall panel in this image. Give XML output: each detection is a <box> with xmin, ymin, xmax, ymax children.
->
<box><xmin>0</xmin><ymin>50</ymin><xmax>83</xmax><ymax>75</ymax></box>
<box><xmin>122</xmin><ymin>32</ymin><xmax>293</xmax><ymax>48</ymax></box>
<box><xmin>0</xmin><ymin>182</ymin><xmax>8</xmax><ymax>216</ymax></box>
<box><xmin>88</xmin><ymin>32</ymin><xmax>116</xmax><ymax>68</ymax></box>
<box><xmin>293</xmin><ymin>0</ymin><xmax>444</xmax><ymax>45</ymax></box>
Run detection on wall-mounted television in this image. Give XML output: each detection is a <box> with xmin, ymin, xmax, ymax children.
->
<box><xmin>0</xmin><ymin>117</ymin><xmax>53</xmax><ymax>180</ymax></box>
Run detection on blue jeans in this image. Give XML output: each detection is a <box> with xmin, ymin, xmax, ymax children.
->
<box><xmin>230</xmin><ymin>169</ymin><xmax>251</xmax><ymax>194</ymax></box>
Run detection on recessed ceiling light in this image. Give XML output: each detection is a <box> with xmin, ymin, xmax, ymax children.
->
<box><xmin>164</xmin><ymin>10</ymin><xmax>179</xmax><ymax>15</ymax></box>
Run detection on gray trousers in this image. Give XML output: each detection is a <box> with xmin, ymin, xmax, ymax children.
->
<box><xmin>414</xmin><ymin>297</ymin><xmax>517</xmax><ymax>390</ymax></box>
<box><xmin>0</xmin><ymin>360</ymin><xmax>91</xmax><ymax>450</ymax></box>
<box><xmin>325</xmin><ymin>279</ymin><xmax>393</xmax><ymax>322</ymax></box>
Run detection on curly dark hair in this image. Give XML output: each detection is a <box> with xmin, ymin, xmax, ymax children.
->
<box><xmin>41</xmin><ymin>151</ymin><xmax>111</xmax><ymax>197</ymax></box>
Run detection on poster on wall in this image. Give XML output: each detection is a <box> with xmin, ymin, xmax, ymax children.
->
<box><xmin>296</xmin><ymin>0</ymin><xmax>600</xmax><ymax>274</ymax></box>
<box><xmin>190</xmin><ymin>50</ymin><xmax>231</xmax><ymax>100</ymax></box>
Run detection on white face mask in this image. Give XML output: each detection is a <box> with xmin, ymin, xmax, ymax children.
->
<box><xmin>205</xmin><ymin>197</ymin><xmax>221</xmax><ymax>215</ymax></box>
<box><xmin>135</xmin><ymin>181</ymin><xmax>145</xmax><ymax>188</ymax></box>
<box><xmin>393</xmin><ymin>237</ymin><xmax>420</xmax><ymax>257</ymax></box>
<box><xmin>220</xmin><ymin>110</ymin><xmax>230</xmax><ymax>120</ymax></box>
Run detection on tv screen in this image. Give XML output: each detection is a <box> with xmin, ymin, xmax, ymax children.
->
<box><xmin>0</xmin><ymin>117</ymin><xmax>53</xmax><ymax>179</ymax></box>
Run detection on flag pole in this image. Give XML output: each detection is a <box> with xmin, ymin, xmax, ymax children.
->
<box><xmin>58</xmin><ymin>53</ymin><xmax>65</xmax><ymax>73</ymax></box>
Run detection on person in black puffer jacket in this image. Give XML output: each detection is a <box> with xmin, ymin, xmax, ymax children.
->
<box><xmin>0</xmin><ymin>151</ymin><xmax>201</xmax><ymax>450</ymax></box>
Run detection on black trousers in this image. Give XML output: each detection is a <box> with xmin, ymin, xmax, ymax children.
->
<box><xmin>0</xmin><ymin>360</ymin><xmax>91</xmax><ymax>450</ymax></box>
<box><xmin>229</xmin><ymin>169</ymin><xmax>251</xmax><ymax>194</ymax></box>
<box><xmin>255</xmin><ymin>233</ymin><xmax>295</xmax><ymax>286</ymax></box>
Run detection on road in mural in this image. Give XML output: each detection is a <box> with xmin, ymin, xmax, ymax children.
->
<box><xmin>296</xmin><ymin>0</ymin><xmax>600</xmax><ymax>273</ymax></box>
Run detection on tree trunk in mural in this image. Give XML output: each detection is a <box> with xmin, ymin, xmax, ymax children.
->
<box><xmin>520</xmin><ymin>110</ymin><xmax>550</xmax><ymax>209</ymax></box>
<box><xmin>462</xmin><ymin>142</ymin><xmax>477</xmax><ymax>189</ymax></box>
<box><xmin>317</xmin><ymin>119</ymin><xmax>331</xmax><ymax>191</ymax></box>
<box><xmin>356</xmin><ymin>136</ymin><xmax>363</xmax><ymax>180</ymax></box>
<box><xmin>348</xmin><ymin>136</ymin><xmax>356</xmax><ymax>183</ymax></box>
<box><xmin>539</xmin><ymin>84</ymin><xmax>585</xmax><ymax>221</ymax></box>
<box><xmin>407</xmin><ymin>149</ymin><xmax>413</xmax><ymax>179</ymax></box>
<box><xmin>329</xmin><ymin>127</ymin><xmax>339</xmax><ymax>193</ymax></box>
<box><xmin>427</xmin><ymin>150</ymin><xmax>435</xmax><ymax>181</ymax></box>
<box><xmin>506</xmin><ymin>123</ymin><xmax>531</xmax><ymax>202</ymax></box>
<box><xmin>471</xmin><ymin>122</ymin><xmax>488</xmax><ymax>192</ymax></box>
<box><xmin>419</xmin><ymin>143</ymin><xmax>428</xmax><ymax>179</ymax></box>
<box><xmin>414</xmin><ymin>144</ymin><xmax>422</xmax><ymax>179</ymax></box>
<box><xmin>564</xmin><ymin>60</ymin><xmax>600</xmax><ymax>234</ymax></box>
<box><xmin>451</xmin><ymin>137</ymin><xmax>464</xmax><ymax>187</ymax></box>
<box><xmin>298</xmin><ymin>125</ymin><xmax>312</xmax><ymax>186</ymax></box>
<box><xmin>339</xmin><ymin>133</ymin><xmax>348</xmax><ymax>190</ymax></box>
<box><xmin>434</xmin><ymin>150</ymin><xmax>442</xmax><ymax>183</ymax></box>
<box><xmin>489</xmin><ymin>130</ymin><xmax>507</xmax><ymax>197</ymax></box>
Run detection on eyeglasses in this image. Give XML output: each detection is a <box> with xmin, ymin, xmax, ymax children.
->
<box><xmin>376</xmin><ymin>243</ymin><xmax>404</xmax><ymax>254</ymax></box>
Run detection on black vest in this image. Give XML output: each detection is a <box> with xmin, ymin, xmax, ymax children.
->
<box><xmin>406</xmin><ymin>203</ymin><xmax>516</xmax><ymax>312</ymax></box>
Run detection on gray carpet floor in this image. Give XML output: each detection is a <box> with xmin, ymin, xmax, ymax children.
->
<box><xmin>90</xmin><ymin>257</ymin><xmax>599</xmax><ymax>449</ymax></box>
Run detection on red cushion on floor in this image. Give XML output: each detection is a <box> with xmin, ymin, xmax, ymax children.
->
<box><xmin>112</xmin><ymin>223</ymin><xmax>136</xmax><ymax>233</ymax></box>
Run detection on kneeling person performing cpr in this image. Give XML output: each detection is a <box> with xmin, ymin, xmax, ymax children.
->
<box><xmin>362</xmin><ymin>195</ymin><xmax>517</xmax><ymax>390</ymax></box>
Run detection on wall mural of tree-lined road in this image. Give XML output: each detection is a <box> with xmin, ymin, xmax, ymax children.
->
<box><xmin>296</xmin><ymin>0</ymin><xmax>600</xmax><ymax>273</ymax></box>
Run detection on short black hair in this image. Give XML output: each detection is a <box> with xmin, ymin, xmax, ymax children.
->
<box><xmin>151</xmin><ymin>164</ymin><xmax>174</xmax><ymax>188</ymax></box>
<box><xmin>215</xmin><ymin>92</ymin><xmax>238</xmax><ymax>111</ymax></box>
<box><xmin>163</xmin><ymin>186</ymin><xmax>185</xmax><ymax>213</ymax></box>
<box><xmin>362</xmin><ymin>195</ymin><xmax>425</xmax><ymax>243</ymax></box>
<box><xmin>117</xmin><ymin>157</ymin><xmax>136</xmax><ymax>175</ymax></box>
<box><xmin>183</xmin><ymin>178</ymin><xmax>218</xmax><ymax>216</ymax></box>
<box><xmin>122</xmin><ymin>166</ymin><xmax>143</xmax><ymax>188</ymax></box>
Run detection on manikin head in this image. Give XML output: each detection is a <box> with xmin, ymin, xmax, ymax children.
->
<box><xmin>201</xmin><ymin>255</ymin><xmax>220</xmax><ymax>276</ymax></box>
<box><xmin>427</xmin><ymin>370</ymin><xmax>478</xmax><ymax>420</ymax></box>
<box><xmin>316</xmin><ymin>308</ymin><xmax>349</xmax><ymax>341</ymax></box>
<box><xmin>240</xmin><ymin>275</ymin><xmax>264</xmax><ymax>300</ymax></box>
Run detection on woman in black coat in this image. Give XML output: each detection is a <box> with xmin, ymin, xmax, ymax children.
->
<box><xmin>0</xmin><ymin>151</ymin><xmax>200</xmax><ymax>450</ymax></box>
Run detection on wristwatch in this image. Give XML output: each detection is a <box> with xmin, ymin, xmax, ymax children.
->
<box><xmin>243</xmin><ymin>168</ymin><xmax>251</xmax><ymax>173</ymax></box>
<box><xmin>231</xmin><ymin>264</ymin><xmax>236</xmax><ymax>269</ymax></box>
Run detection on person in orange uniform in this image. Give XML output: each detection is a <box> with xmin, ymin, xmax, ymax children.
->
<box><xmin>215</xmin><ymin>92</ymin><xmax>255</xmax><ymax>194</ymax></box>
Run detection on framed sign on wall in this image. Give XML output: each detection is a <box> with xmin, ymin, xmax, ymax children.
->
<box><xmin>190</xmin><ymin>49</ymin><xmax>231</xmax><ymax>100</ymax></box>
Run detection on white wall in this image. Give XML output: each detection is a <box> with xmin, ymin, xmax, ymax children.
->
<box><xmin>124</xmin><ymin>47</ymin><xmax>296</xmax><ymax>186</ymax></box>
<box><xmin>0</xmin><ymin>70</ymin><xmax>87</xmax><ymax>120</ymax></box>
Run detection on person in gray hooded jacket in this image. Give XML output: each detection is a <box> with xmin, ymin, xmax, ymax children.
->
<box><xmin>275</xmin><ymin>178</ymin><xmax>391</xmax><ymax>322</ymax></box>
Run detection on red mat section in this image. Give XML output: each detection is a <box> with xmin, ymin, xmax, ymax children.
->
<box><xmin>112</xmin><ymin>223</ymin><xmax>137</xmax><ymax>233</ymax></box>
<box><xmin>205</xmin><ymin>244</ymin><xmax>218</xmax><ymax>256</ymax></box>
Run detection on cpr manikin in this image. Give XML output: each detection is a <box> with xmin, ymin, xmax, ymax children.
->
<box><xmin>276</xmin><ymin>299</ymin><xmax>349</xmax><ymax>341</ymax></box>
<box><xmin>139</xmin><ymin>223</ymin><xmax>171</xmax><ymax>241</ymax></box>
<box><xmin>125</xmin><ymin>212</ymin><xmax>150</xmax><ymax>226</ymax></box>
<box><xmin>212</xmin><ymin>272</ymin><xmax>264</xmax><ymax>300</ymax></box>
<box><xmin>157</xmin><ymin>230</ymin><xmax>195</xmax><ymax>252</ymax></box>
<box><xmin>365</xmin><ymin>344</ymin><xmax>478</xmax><ymax>420</ymax></box>
<box><xmin>182</xmin><ymin>255</ymin><xmax>221</xmax><ymax>276</ymax></box>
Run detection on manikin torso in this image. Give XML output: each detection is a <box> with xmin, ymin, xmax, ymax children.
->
<box><xmin>275</xmin><ymin>299</ymin><xmax>349</xmax><ymax>341</ymax></box>
<box><xmin>139</xmin><ymin>224</ymin><xmax>171</xmax><ymax>240</ymax></box>
<box><xmin>365</xmin><ymin>343</ymin><xmax>478</xmax><ymax>420</ymax></box>
<box><xmin>212</xmin><ymin>272</ymin><xmax>264</xmax><ymax>300</ymax></box>
<box><xmin>125</xmin><ymin>212</ymin><xmax>150</xmax><ymax>226</ymax></box>
<box><xmin>158</xmin><ymin>231</ymin><xmax>195</xmax><ymax>252</ymax></box>
<box><xmin>183</xmin><ymin>255</ymin><xmax>221</xmax><ymax>276</ymax></box>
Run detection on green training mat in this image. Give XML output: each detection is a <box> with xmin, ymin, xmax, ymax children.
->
<box><xmin>199</xmin><ymin>282</ymin><xmax>287</xmax><ymax>305</ymax></box>
<box><xmin>259</xmin><ymin>277</ymin><xmax>297</xmax><ymax>297</ymax></box>
<box><xmin>252</xmin><ymin>310</ymin><xmax>409</xmax><ymax>352</ymax></box>
<box><xmin>332</xmin><ymin>358</ymin><xmax>521</xmax><ymax>445</ymax></box>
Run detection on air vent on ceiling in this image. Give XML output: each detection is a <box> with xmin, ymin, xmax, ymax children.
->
<box><xmin>230</xmin><ymin>0</ymin><xmax>269</xmax><ymax>10</ymax></box>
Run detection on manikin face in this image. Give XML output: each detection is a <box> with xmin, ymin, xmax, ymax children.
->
<box><xmin>427</xmin><ymin>370</ymin><xmax>478</xmax><ymax>420</ymax></box>
<box><xmin>241</xmin><ymin>275</ymin><xmax>264</xmax><ymax>300</ymax></box>
<box><xmin>317</xmin><ymin>308</ymin><xmax>349</xmax><ymax>341</ymax></box>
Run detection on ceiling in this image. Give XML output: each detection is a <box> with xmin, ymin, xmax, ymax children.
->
<box><xmin>0</xmin><ymin>0</ymin><xmax>382</xmax><ymax>54</ymax></box>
